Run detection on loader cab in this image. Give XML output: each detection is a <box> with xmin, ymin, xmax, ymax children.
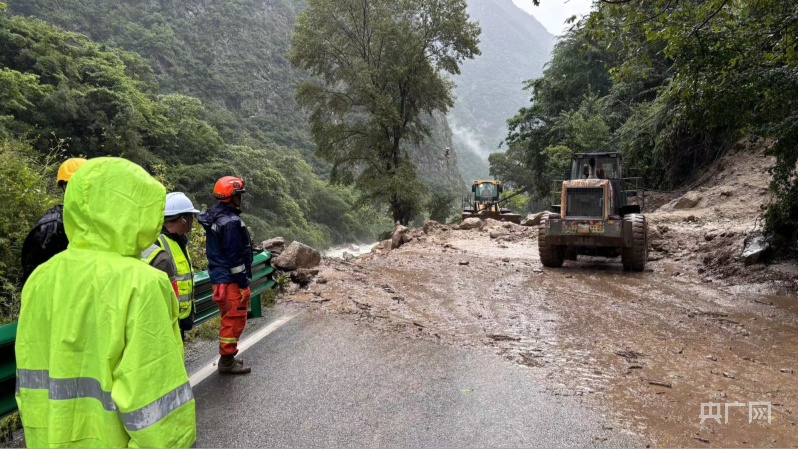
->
<box><xmin>571</xmin><ymin>153</ymin><xmax>622</xmax><ymax>180</ymax></box>
<box><xmin>561</xmin><ymin>153</ymin><xmax>644</xmax><ymax>216</ymax></box>
<box><xmin>472</xmin><ymin>181</ymin><xmax>502</xmax><ymax>202</ymax></box>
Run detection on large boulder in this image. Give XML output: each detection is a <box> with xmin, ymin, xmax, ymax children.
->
<box><xmin>672</xmin><ymin>192</ymin><xmax>701</xmax><ymax>210</ymax></box>
<box><xmin>459</xmin><ymin>217</ymin><xmax>483</xmax><ymax>230</ymax></box>
<box><xmin>289</xmin><ymin>268</ymin><xmax>320</xmax><ymax>286</ymax></box>
<box><xmin>742</xmin><ymin>232</ymin><xmax>770</xmax><ymax>266</ymax></box>
<box><xmin>372</xmin><ymin>239</ymin><xmax>392</xmax><ymax>253</ymax></box>
<box><xmin>521</xmin><ymin>211</ymin><xmax>550</xmax><ymax>227</ymax></box>
<box><xmin>392</xmin><ymin>225</ymin><xmax>409</xmax><ymax>249</ymax></box>
<box><xmin>484</xmin><ymin>218</ymin><xmax>503</xmax><ymax>228</ymax></box>
<box><xmin>262</xmin><ymin>237</ymin><xmax>285</xmax><ymax>255</ymax></box>
<box><xmin>272</xmin><ymin>241</ymin><xmax>321</xmax><ymax>270</ymax></box>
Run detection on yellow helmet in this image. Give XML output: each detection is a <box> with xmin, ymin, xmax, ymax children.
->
<box><xmin>56</xmin><ymin>158</ymin><xmax>88</xmax><ymax>187</ymax></box>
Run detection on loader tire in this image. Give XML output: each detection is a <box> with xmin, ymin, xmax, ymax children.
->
<box><xmin>622</xmin><ymin>213</ymin><xmax>647</xmax><ymax>272</ymax></box>
<box><xmin>539</xmin><ymin>214</ymin><xmax>564</xmax><ymax>268</ymax></box>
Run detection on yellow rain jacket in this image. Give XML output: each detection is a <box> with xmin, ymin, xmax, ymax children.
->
<box><xmin>15</xmin><ymin>157</ymin><xmax>196</xmax><ymax>448</ymax></box>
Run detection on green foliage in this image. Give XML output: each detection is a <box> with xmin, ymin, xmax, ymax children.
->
<box><xmin>183</xmin><ymin>316</ymin><xmax>220</xmax><ymax>342</ymax></box>
<box><xmin>0</xmin><ymin>140</ymin><xmax>61</xmax><ymax>322</ymax></box>
<box><xmin>275</xmin><ymin>272</ymin><xmax>289</xmax><ymax>291</ymax></box>
<box><xmin>425</xmin><ymin>192</ymin><xmax>457</xmax><ymax>224</ymax></box>
<box><xmin>290</xmin><ymin>0</ymin><xmax>480</xmax><ymax>225</ymax></box>
<box><xmin>0</xmin><ymin>6</ymin><xmax>389</xmax><ymax>265</ymax></box>
<box><xmin>0</xmin><ymin>411</ymin><xmax>21</xmax><ymax>444</ymax></box>
<box><xmin>499</xmin><ymin>189</ymin><xmax>529</xmax><ymax>215</ymax></box>
<box><xmin>498</xmin><ymin>0</ymin><xmax>798</xmax><ymax>248</ymax></box>
<box><xmin>261</xmin><ymin>289</ymin><xmax>277</xmax><ymax>308</ymax></box>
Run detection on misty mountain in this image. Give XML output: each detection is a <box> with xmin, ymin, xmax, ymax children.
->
<box><xmin>450</xmin><ymin>0</ymin><xmax>555</xmax><ymax>182</ymax></box>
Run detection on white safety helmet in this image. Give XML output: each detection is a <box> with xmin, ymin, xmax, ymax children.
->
<box><xmin>165</xmin><ymin>192</ymin><xmax>200</xmax><ymax>218</ymax></box>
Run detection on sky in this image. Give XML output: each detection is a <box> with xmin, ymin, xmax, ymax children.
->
<box><xmin>511</xmin><ymin>0</ymin><xmax>594</xmax><ymax>36</ymax></box>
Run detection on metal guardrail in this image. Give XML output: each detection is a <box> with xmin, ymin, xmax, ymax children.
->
<box><xmin>0</xmin><ymin>250</ymin><xmax>276</xmax><ymax>416</ymax></box>
<box><xmin>0</xmin><ymin>322</ymin><xmax>17</xmax><ymax>418</ymax></box>
<box><xmin>193</xmin><ymin>250</ymin><xmax>277</xmax><ymax>324</ymax></box>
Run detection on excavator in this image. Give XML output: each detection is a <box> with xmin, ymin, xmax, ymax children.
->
<box><xmin>461</xmin><ymin>180</ymin><xmax>524</xmax><ymax>224</ymax></box>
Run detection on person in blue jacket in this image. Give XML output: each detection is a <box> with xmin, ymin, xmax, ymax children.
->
<box><xmin>198</xmin><ymin>176</ymin><xmax>254</xmax><ymax>374</ymax></box>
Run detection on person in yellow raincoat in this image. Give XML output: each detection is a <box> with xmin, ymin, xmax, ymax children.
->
<box><xmin>15</xmin><ymin>157</ymin><xmax>196</xmax><ymax>448</ymax></box>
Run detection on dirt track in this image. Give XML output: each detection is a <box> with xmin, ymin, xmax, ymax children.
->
<box><xmin>283</xmin><ymin>145</ymin><xmax>798</xmax><ymax>447</ymax></box>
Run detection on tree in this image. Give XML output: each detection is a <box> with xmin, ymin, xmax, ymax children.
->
<box><xmin>290</xmin><ymin>0</ymin><xmax>480</xmax><ymax>225</ymax></box>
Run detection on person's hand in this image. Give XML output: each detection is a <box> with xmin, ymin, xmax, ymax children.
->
<box><xmin>241</xmin><ymin>287</ymin><xmax>251</xmax><ymax>304</ymax></box>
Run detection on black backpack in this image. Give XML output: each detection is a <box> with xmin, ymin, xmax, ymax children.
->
<box><xmin>21</xmin><ymin>205</ymin><xmax>68</xmax><ymax>283</ymax></box>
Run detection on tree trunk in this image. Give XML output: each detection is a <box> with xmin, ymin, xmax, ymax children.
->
<box><xmin>391</xmin><ymin>195</ymin><xmax>410</xmax><ymax>226</ymax></box>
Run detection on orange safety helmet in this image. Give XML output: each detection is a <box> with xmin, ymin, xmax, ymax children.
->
<box><xmin>56</xmin><ymin>158</ymin><xmax>88</xmax><ymax>187</ymax></box>
<box><xmin>213</xmin><ymin>176</ymin><xmax>246</xmax><ymax>202</ymax></box>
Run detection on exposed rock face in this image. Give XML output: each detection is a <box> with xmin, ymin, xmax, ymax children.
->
<box><xmin>372</xmin><ymin>240</ymin><xmax>393</xmax><ymax>254</ymax></box>
<box><xmin>489</xmin><ymin>228</ymin><xmax>510</xmax><ymax>239</ymax></box>
<box><xmin>423</xmin><ymin>220</ymin><xmax>450</xmax><ymax>234</ymax></box>
<box><xmin>483</xmin><ymin>218</ymin><xmax>500</xmax><ymax>228</ymax></box>
<box><xmin>272</xmin><ymin>241</ymin><xmax>321</xmax><ymax>270</ymax></box>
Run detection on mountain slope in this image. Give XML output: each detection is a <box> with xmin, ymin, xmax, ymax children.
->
<box><xmin>11</xmin><ymin>0</ymin><xmax>465</xmax><ymax>210</ymax></box>
<box><xmin>449</xmin><ymin>0</ymin><xmax>554</xmax><ymax>181</ymax></box>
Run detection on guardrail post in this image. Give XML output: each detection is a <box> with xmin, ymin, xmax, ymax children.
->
<box><xmin>250</xmin><ymin>293</ymin><xmax>262</xmax><ymax>318</ymax></box>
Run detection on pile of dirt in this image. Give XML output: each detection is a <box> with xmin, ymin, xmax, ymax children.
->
<box><xmin>645</xmin><ymin>140</ymin><xmax>796</xmax><ymax>293</ymax></box>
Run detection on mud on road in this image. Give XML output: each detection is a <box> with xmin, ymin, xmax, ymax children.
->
<box><xmin>285</xmin><ymin>225</ymin><xmax>798</xmax><ymax>447</ymax></box>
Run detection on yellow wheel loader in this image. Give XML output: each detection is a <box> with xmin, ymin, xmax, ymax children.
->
<box><xmin>461</xmin><ymin>180</ymin><xmax>523</xmax><ymax>224</ymax></box>
<box><xmin>539</xmin><ymin>153</ymin><xmax>648</xmax><ymax>271</ymax></box>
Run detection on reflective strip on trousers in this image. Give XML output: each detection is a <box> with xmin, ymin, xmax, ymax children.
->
<box><xmin>219</xmin><ymin>337</ymin><xmax>238</xmax><ymax>344</ymax></box>
<box><xmin>16</xmin><ymin>369</ymin><xmax>193</xmax><ymax>431</ymax></box>
<box><xmin>230</xmin><ymin>264</ymin><xmax>246</xmax><ymax>274</ymax></box>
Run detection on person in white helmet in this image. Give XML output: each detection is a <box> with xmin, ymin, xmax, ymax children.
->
<box><xmin>142</xmin><ymin>192</ymin><xmax>201</xmax><ymax>341</ymax></box>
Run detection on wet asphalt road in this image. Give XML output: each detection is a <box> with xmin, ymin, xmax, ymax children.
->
<box><xmin>190</xmin><ymin>310</ymin><xmax>637</xmax><ymax>448</ymax></box>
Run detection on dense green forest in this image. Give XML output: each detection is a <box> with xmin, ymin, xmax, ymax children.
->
<box><xmin>493</xmin><ymin>0</ymin><xmax>798</xmax><ymax>249</ymax></box>
<box><xmin>8</xmin><ymin>0</ymin><xmax>466</xmax><ymax>210</ymax></box>
<box><xmin>0</xmin><ymin>3</ymin><xmax>396</xmax><ymax>320</ymax></box>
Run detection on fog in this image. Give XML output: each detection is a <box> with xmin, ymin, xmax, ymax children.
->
<box><xmin>510</xmin><ymin>0</ymin><xmax>594</xmax><ymax>35</ymax></box>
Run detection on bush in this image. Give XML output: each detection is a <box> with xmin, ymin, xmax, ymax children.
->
<box><xmin>425</xmin><ymin>192</ymin><xmax>456</xmax><ymax>223</ymax></box>
<box><xmin>0</xmin><ymin>140</ymin><xmax>61</xmax><ymax>322</ymax></box>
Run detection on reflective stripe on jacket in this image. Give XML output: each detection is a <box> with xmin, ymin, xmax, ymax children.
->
<box><xmin>197</xmin><ymin>202</ymin><xmax>253</xmax><ymax>287</ymax></box>
<box><xmin>16</xmin><ymin>158</ymin><xmax>196</xmax><ymax>448</ymax></box>
<box><xmin>142</xmin><ymin>234</ymin><xmax>195</xmax><ymax>320</ymax></box>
